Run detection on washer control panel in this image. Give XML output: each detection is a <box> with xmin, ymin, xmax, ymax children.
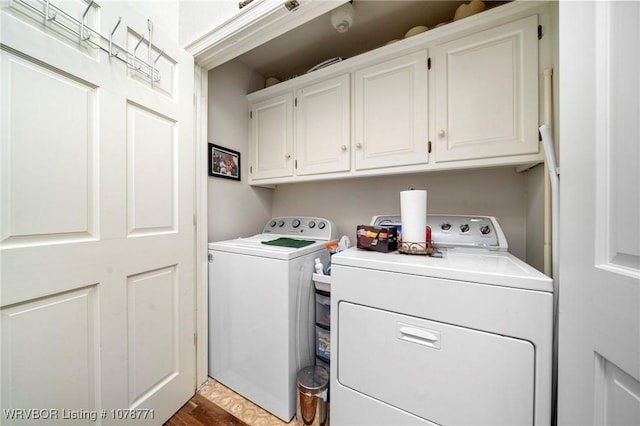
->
<box><xmin>371</xmin><ymin>214</ymin><xmax>507</xmax><ymax>251</ymax></box>
<box><xmin>263</xmin><ymin>216</ymin><xmax>338</xmax><ymax>241</ymax></box>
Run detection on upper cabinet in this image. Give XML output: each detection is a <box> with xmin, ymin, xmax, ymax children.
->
<box><xmin>250</xmin><ymin>92</ymin><xmax>294</xmax><ymax>180</ymax></box>
<box><xmin>247</xmin><ymin>2</ymin><xmax>549</xmax><ymax>186</ymax></box>
<box><xmin>296</xmin><ymin>74</ymin><xmax>351</xmax><ymax>176</ymax></box>
<box><xmin>249</xmin><ymin>74</ymin><xmax>351</xmax><ymax>181</ymax></box>
<box><xmin>431</xmin><ymin>15</ymin><xmax>539</xmax><ymax>163</ymax></box>
<box><xmin>354</xmin><ymin>51</ymin><xmax>429</xmax><ymax>170</ymax></box>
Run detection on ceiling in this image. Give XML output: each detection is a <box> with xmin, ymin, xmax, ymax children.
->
<box><xmin>237</xmin><ymin>0</ymin><xmax>509</xmax><ymax>80</ymax></box>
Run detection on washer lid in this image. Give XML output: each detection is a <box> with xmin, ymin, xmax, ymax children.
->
<box><xmin>208</xmin><ymin>233</ymin><xmax>328</xmax><ymax>260</ymax></box>
<box><xmin>331</xmin><ymin>247</ymin><xmax>553</xmax><ymax>293</ymax></box>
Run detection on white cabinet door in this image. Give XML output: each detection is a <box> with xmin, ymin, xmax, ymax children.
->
<box><xmin>250</xmin><ymin>92</ymin><xmax>294</xmax><ymax>180</ymax></box>
<box><xmin>0</xmin><ymin>1</ymin><xmax>195</xmax><ymax>424</ymax></box>
<box><xmin>432</xmin><ymin>15</ymin><xmax>538</xmax><ymax>162</ymax></box>
<box><xmin>295</xmin><ymin>74</ymin><xmax>350</xmax><ymax>176</ymax></box>
<box><xmin>354</xmin><ymin>51</ymin><xmax>429</xmax><ymax>170</ymax></box>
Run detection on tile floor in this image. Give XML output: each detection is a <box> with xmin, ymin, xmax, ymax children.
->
<box><xmin>198</xmin><ymin>379</ymin><xmax>330</xmax><ymax>426</ymax></box>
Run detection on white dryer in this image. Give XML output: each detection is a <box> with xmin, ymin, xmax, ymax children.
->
<box><xmin>330</xmin><ymin>215</ymin><xmax>553</xmax><ymax>426</ymax></box>
<box><xmin>208</xmin><ymin>217</ymin><xmax>337</xmax><ymax>422</ymax></box>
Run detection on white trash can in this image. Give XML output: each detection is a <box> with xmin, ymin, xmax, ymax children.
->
<box><xmin>296</xmin><ymin>365</ymin><xmax>329</xmax><ymax>426</ymax></box>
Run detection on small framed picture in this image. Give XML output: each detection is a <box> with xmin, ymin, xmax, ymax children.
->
<box><xmin>208</xmin><ymin>143</ymin><xmax>240</xmax><ymax>181</ymax></box>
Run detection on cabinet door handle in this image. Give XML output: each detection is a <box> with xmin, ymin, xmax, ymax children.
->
<box><xmin>341</xmin><ymin>145</ymin><xmax>348</xmax><ymax>151</ymax></box>
<box><xmin>438</xmin><ymin>129</ymin><xmax>446</xmax><ymax>137</ymax></box>
<box><xmin>285</xmin><ymin>154</ymin><xmax>291</xmax><ymax>160</ymax></box>
<box><xmin>356</xmin><ymin>142</ymin><xmax>363</xmax><ymax>149</ymax></box>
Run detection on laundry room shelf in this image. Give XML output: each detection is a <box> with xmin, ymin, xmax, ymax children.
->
<box><xmin>312</xmin><ymin>273</ymin><xmax>331</xmax><ymax>293</ymax></box>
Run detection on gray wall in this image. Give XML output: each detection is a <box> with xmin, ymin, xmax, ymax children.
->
<box><xmin>207</xmin><ymin>60</ymin><xmax>273</xmax><ymax>242</ymax></box>
<box><xmin>526</xmin><ymin>164</ymin><xmax>546</xmax><ymax>272</ymax></box>
<box><xmin>271</xmin><ymin>167</ymin><xmax>532</xmax><ymax>262</ymax></box>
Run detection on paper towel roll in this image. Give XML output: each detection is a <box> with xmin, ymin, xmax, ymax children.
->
<box><xmin>401</xmin><ymin>190</ymin><xmax>427</xmax><ymax>243</ymax></box>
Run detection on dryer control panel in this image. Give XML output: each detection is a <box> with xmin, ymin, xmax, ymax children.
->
<box><xmin>263</xmin><ymin>216</ymin><xmax>338</xmax><ymax>241</ymax></box>
<box><xmin>371</xmin><ymin>214</ymin><xmax>508</xmax><ymax>251</ymax></box>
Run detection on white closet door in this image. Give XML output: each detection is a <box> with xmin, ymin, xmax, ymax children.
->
<box><xmin>559</xmin><ymin>2</ymin><xmax>640</xmax><ymax>425</ymax></box>
<box><xmin>0</xmin><ymin>1</ymin><xmax>195</xmax><ymax>424</ymax></box>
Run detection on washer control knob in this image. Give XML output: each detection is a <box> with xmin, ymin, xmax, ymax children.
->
<box><xmin>270</xmin><ymin>220</ymin><xmax>277</xmax><ymax>227</ymax></box>
<box><xmin>460</xmin><ymin>224</ymin><xmax>470</xmax><ymax>233</ymax></box>
<box><xmin>292</xmin><ymin>219</ymin><xmax>301</xmax><ymax>228</ymax></box>
<box><xmin>480</xmin><ymin>225</ymin><xmax>491</xmax><ymax>235</ymax></box>
<box><xmin>308</xmin><ymin>221</ymin><xmax>316</xmax><ymax>229</ymax></box>
<box><xmin>318</xmin><ymin>221</ymin><xmax>326</xmax><ymax>230</ymax></box>
<box><xmin>278</xmin><ymin>220</ymin><xmax>285</xmax><ymax>227</ymax></box>
<box><xmin>441</xmin><ymin>223</ymin><xmax>452</xmax><ymax>231</ymax></box>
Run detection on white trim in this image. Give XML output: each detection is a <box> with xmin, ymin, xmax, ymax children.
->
<box><xmin>194</xmin><ymin>64</ymin><xmax>209</xmax><ymax>387</ymax></box>
<box><xmin>594</xmin><ymin>0</ymin><xmax>611</xmax><ymax>272</ymax></box>
<box><xmin>592</xmin><ymin>352</ymin><xmax>606</xmax><ymax>426</ymax></box>
<box><xmin>186</xmin><ymin>0</ymin><xmax>347</xmax><ymax>70</ymax></box>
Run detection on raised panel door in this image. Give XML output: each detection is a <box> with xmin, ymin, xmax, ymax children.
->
<box><xmin>354</xmin><ymin>51</ymin><xmax>429</xmax><ymax>170</ymax></box>
<box><xmin>250</xmin><ymin>93</ymin><xmax>294</xmax><ymax>180</ymax></box>
<box><xmin>559</xmin><ymin>2</ymin><xmax>640</xmax><ymax>424</ymax></box>
<box><xmin>432</xmin><ymin>15</ymin><xmax>539</xmax><ymax>162</ymax></box>
<box><xmin>295</xmin><ymin>74</ymin><xmax>350</xmax><ymax>176</ymax></box>
<box><xmin>0</xmin><ymin>2</ymin><xmax>195</xmax><ymax>424</ymax></box>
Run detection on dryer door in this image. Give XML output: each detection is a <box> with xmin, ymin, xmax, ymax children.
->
<box><xmin>338</xmin><ymin>302</ymin><xmax>535</xmax><ymax>426</ymax></box>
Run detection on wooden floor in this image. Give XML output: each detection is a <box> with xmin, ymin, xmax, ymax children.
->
<box><xmin>164</xmin><ymin>393</ymin><xmax>249</xmax><ymax>426</ymax></box>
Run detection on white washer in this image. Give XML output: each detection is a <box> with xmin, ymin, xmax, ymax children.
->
<box><xmin>208</xmin><ymin>217</ymin><xmax>337</xmax><ymax>422</ymax></box>
<box><xmin>330</xmin><ymin>215</ymin><xmax>553</xmax><ymax>426</ymax></box>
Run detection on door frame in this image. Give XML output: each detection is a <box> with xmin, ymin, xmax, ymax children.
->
<box><xmin>195</xmin><ymin>64</ymin><xmax>209</xmax><ymax>387</ymax></box>
<box><xmin>185</xmin><ymin>0</ymin><xmax>347</xmax><ymax>70</ymax></box>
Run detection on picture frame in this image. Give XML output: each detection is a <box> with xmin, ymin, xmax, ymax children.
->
<box><xmin>208</xmin><ymin>143</ymin><xmax>240</xmax><ymax>181</ymax></box>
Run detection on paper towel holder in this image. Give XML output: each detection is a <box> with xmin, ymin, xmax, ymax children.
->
<box><xmin>399</xmin><ymin>242</ymin><xmax>435</xmax><ymax>255</ymax></box>
<box><xmin>399</xmin><ymin>186</ymin><xmax>432</xmax><ymax>255</ymax></box>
